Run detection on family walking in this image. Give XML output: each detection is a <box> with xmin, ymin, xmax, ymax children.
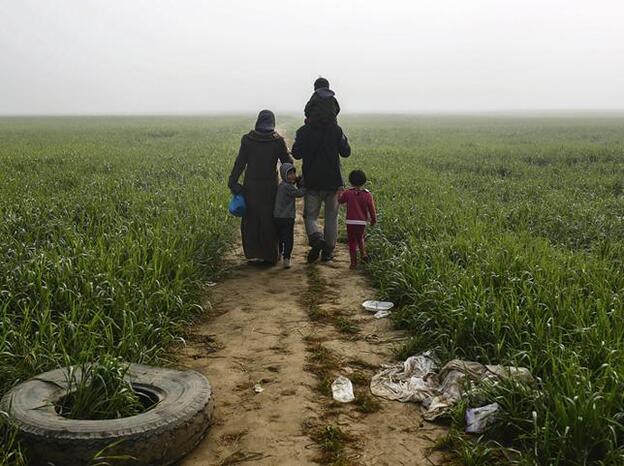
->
<box><xmin>228</xmin><ymin>77</ymin><xmax>377</xmax><ymax>269</ymax></box>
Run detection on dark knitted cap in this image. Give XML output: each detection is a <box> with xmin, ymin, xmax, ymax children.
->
<box><xmin>254</xmin><ymin>109</ymin><xmax>275</xmax><ymax>132</ymax></box>
<box><xmin>314</xmin><ymin>77</ymin><xmax>330</xmax><ymax>90</ymax></box>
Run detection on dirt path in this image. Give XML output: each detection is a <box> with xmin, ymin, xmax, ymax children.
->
<box><xmin>176</xmin><ymin>211</ymin><xmax>445</xmax><ymax>465</ymax></box>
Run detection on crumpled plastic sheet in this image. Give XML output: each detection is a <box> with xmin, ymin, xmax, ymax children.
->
<box><xmin>370</xmin><ymin>351</ymin><xmax>533</xmax><ymax>421</ymax></box>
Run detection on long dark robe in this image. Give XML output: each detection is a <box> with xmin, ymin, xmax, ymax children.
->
<box><xmin>228</xmin><ymin>130</ymin><xmax>293</xmax><ymax>263</ymax></box>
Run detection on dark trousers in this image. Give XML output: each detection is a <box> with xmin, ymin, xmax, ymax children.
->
<box><xmin>274</xmin><ymin>218</ymin><xmax>295</xmax><ymax>259</ymax></box>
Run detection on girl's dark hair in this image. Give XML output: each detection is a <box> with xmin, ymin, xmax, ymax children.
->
<box><xmin>348</xmin><ymin>169</ymin><xmax>367</xmax><ymax>186</ymax></box>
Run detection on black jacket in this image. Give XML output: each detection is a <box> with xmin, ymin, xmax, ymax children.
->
<box><xmin>304</xmin><ymin>88</ymin><xmax>340</xmax><ymax>127</ymax></box>
<box><xmin>291</xmin><ymin>124</ymin><xmax>351</xmax><ymax>191</ymax></box>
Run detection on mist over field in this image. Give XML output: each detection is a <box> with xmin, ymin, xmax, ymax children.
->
<box><xmin>1</xmin><ymin>0</ymin><xmax>624</xmax><ymax>115</ymax></box>
<box><xmin>3</xmin><ymin>2</ymin><xmax>624</xmax><ymax>464</ymax></box>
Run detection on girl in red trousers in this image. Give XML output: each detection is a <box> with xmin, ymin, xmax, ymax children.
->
<box><xmin>338</xmin><ymin>170</ymin><xmax>377</xmax><ymax>269</ymax></box>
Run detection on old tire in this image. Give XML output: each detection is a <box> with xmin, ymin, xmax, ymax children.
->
<box><xmin>0</xmin><ymin>364</ymin><xmax>214</xmax><ymax>466</ymax></box>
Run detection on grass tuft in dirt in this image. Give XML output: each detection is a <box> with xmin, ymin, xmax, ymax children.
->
<box><xmin>308</xmin><ymin>424</ymin><xmax>357</xmax><ymax>465</ymax></box>
<box><xmin>305</xmin><ymin>341</ymin><xmax>342</xmax><ymax>398</ymax></box>
<box><xmin>348</xmin><ymin>372</ymin><xmax>381</xmax><ymax>414</ymax></box>
<box><xmin>301</xmin><ymin>267</ymin><xmax>334</xmax><ymax>323</ymax></box>
<box><xmin>335</xmin><ymin>317</ymin><xmax>360</xmax><ymax>334</ymax></box>
<box><xmin>354</xmin><ymin>390</ymin><xmax>381</xmax><ymax>414</ymax></box>
<box><xmin>349</xmin><ymin>371</ymin><xmax>369</xmax><ymax>386</ymax></box>
<box><xmin>393</xmin><ymin>335</ymin><xmax>431</xmax><ymax>361</ymax></box>
<box><xmin>308</xmin><ymin>304</ymin><xmax>332</xmax><ymax>322</ymax></box>
<box><xmin>301</xmin><ymin>266</ymin><xmax>341</xmax><ymax>314</ymax></box>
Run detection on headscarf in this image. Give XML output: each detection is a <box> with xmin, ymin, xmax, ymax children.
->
<box><xmin>254</xmin><ymin>109</ymin><xmax>275</xmax><ymax>133</ymax></box>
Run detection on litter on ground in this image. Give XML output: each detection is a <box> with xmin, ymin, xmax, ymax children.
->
<box><xmin>370</xmin><ymin>351</ymin><xmax>533</xmax><ymax>421</ymax></box>
<box><xmin>465</xmin><ymin>402</ymin><xmax>500</xmax><ymax>433</ymax></box>
<box><xmin>331</xmin><ymin>376</ymin><xmax>355</xmax><ymax>403</ymax></box>
<box><xmin>253</xmin><ymin>384</ymin><xmax>264</xmax><ymax>394</ymax></box>
<box><xmin>362</xmin><ymin>300</ymin><xmax>394</xmax><ymax>312</ymax></box>
<box><xmin>373</xmin><ymin>310</ymin><xmax>392</xmax><ymax>319</ymax></box>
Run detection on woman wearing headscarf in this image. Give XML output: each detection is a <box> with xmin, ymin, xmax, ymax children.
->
<box><xmin>228</xmin><ymin>110</ymin><xmax>294</xmax><ymax>264</ymax></box>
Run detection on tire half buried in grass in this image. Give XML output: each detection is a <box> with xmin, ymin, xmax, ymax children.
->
<box><xmin>0</xmin><ymin>364</ymin><xmax>214</xmax><ymax>466</ymax></box>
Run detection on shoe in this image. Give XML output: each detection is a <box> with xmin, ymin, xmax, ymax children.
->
<box><xmin>283</xmin><ymin>258</ymin><xmax>291</xmax><ymax>268</ymax></box>
<box><xmin>321</xmin><ymin>243</ymin><xmax>334</xmax><ymax>262</ymax></box>
<box><xmin>361</xmin><ymin>255</ymin><xmax>371</xmax><ymax>263</ymax></box>
<box><xmin>350</xmin><ymin>253</ymin><xmax>358</xmax><ymax>269</ymax></box>
<box><xmin>307</xmin><ymin>239</ymin><xmax>325</xmax><ymax>263</ymax></box>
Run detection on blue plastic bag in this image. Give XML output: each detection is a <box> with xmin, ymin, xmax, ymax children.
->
<box><xmin>228</xmin><ymin>194</ymin><xmax>246</xmax><ymax>217</ymax></box>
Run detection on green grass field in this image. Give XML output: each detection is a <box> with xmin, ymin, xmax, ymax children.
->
<box><xmin>1</xmin><ymin>115</ymin><xmax>623</xmax><ymax>465</ymax></box>
<box><xmin>0</xmin><ymin>117</ymin><xmax>241</xmax><ymax>464</ymax></box>
<box><xmin>347</xmin><ymin>115</ymin><xmax>624</xmax><ymax>464</ymax></box>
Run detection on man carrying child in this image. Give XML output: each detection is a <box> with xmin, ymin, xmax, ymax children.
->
<box><xmin>292</xmin><ymin>77</ymin><xmax>351</xmax><ymax>263</ymax></box>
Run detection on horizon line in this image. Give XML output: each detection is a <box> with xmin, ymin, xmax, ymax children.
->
<box><xmin>2</xmin><ymin>108</ymin><xmax>624</xmax><ymax>118</ymax></box>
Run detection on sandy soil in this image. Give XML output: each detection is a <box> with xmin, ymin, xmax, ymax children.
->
<box><xmin>176</xmin><ymin>210</ymin><xmax>446</xmax><ymax>465</ymax></box>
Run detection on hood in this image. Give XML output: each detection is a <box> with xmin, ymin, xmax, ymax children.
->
<box><xmin>280</xmin><ymin>162</ymin><xmax>295</xmax><ymax>182</ymax></box>
<box><xmin>254</xmin><ymin>109</ymin><xmax>275</xmax><ymax>132</ymax></box>
<box><xmin>245</xmin><ymin>130</ymin><xmax>281</xmax><ymax>142</ymax></box>
<box><xmin>315</xmin><ymin>87</ymin><xmax>335</xmax><ymax>99</ymax></box>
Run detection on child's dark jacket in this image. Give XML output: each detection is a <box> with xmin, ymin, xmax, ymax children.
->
<box><xmin>304</xmin><ymin>87</ymin><xmax>340</xmax><ymax>127</ymax></box>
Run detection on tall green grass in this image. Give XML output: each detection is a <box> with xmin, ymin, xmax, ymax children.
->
<box><xmin>0</xmin><ymin>410</ymin><xmax>26</xmax><ymax>466</ymax></box>
<box><xmin>340</xmin><ymin>115</ymin><xmax>624</xmax><ymax>465</ymax></box>
<box><xmin>60</xmin><ymin>355</ymin><xmax>144</xmax><ymax>420</ymax></box>
<box><xmin>0</xmin><ymin>116</ymin><xmax>242</xmax><ymax>458</ymax></box>
<box><xmin>3</xmin><ymin>115</ymin><xmax>624</xmax><ymax>464</ymax></box>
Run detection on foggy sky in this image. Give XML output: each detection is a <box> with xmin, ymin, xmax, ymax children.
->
<box><xmin>1</xmin><ymin>0</ymin><xmax>623</xmax><ymax>115</ymax></box>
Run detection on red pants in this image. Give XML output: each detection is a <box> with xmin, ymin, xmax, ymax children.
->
<box><xmin>346</xmin><ymin>224</ymin><xmax>366</xmax><ymax>255</ymax></box>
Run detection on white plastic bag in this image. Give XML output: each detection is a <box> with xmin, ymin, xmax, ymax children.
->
<box><xmin>331</xmin><ymin>376</ymin><xmax>355</xmax><ymax>403</ymax></box>
<box><xmin>362</xmin><ymin>300</ymin><xmax>394</xmax><ymax>312</ymax></box>
<box><xmin>465</xmin><ymin>403</ymin><xmax>500</xmax><ymax>433</ymax></box>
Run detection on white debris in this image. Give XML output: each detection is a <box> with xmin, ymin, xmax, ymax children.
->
<box><xmin>374</xmin><ymin>310</ymin><xmax>392</xmax><ymax>319</ymax></box>
<box><xmin>331</xmin><ymin>376</ymin><xmax>355</xmax><ymax>403</ymax></box>
<box><xmin>466</xmin><ymin>403</ymin><xmax>500</xmax><ymax>433</ymax></box>
<box><xmin>362</xmin><ymin>300</ymin><xmax>394</xmax><ymax>312</ymax></box>
<box><xmin>370</xmin><ymin>352</ymin><xmax>439</xmax><ymax>403</ymax></box>
<box><xmin>253</xmin><ymin>384</ymin><xmax>264</xmax><ymax>393</ymax></box>
<box><xmin>370</xmin><ymin>351</ymin><xmax>532</xmax><ymax>420</ymax></box>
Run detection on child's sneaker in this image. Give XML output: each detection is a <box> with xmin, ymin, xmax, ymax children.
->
<box><xmin>283</xmin><ymin>258</ymin><xmax>292</xmax><ymax>268</ymax></box>
<box><xmin>349</xmin><ymin>253</ymin><xmax>358</xmax><ymax>269</ymax></box>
